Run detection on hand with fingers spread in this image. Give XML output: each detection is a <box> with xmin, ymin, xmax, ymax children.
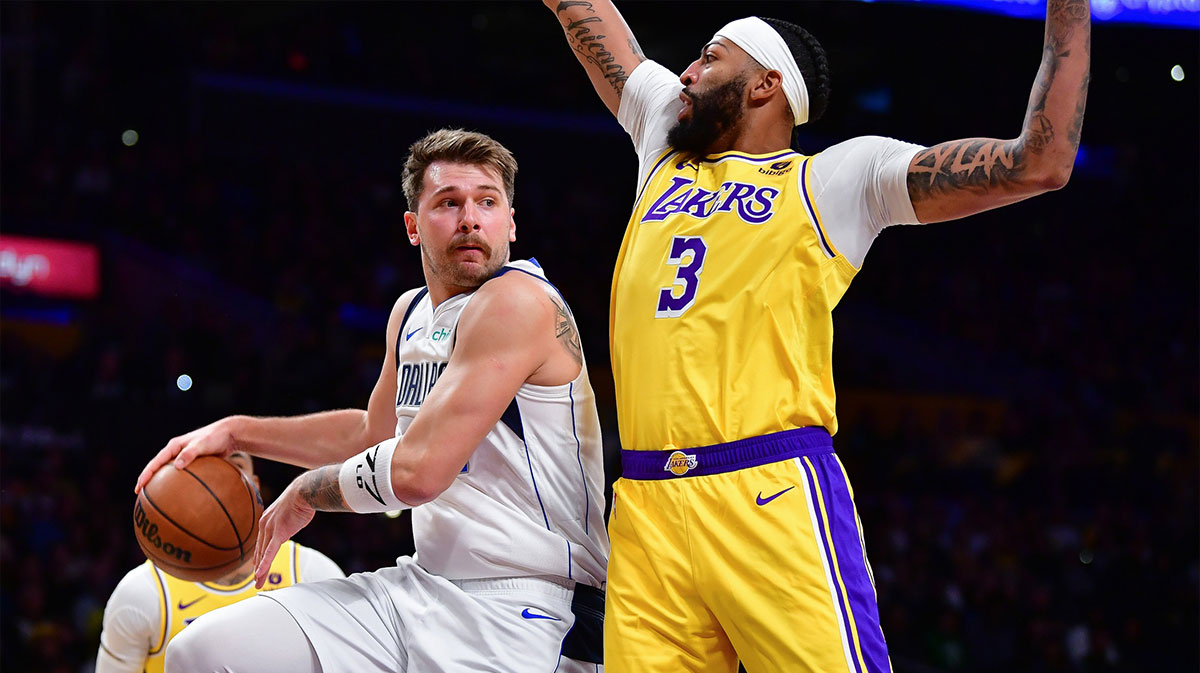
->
<box><xmin>253</xmin><ymin>480</ymin><xmax>316</xmax><ymax>589</ymax></box>
<box><xmin>134</xmin><ymin>416</ymin><xmax>243</xmax><ymax>494</ymax></box>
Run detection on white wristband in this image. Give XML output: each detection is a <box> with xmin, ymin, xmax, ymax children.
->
<box><xmin>337</xmin><ymin>438</ymin><xmax>412</xmax><ymax>513</ymax></box>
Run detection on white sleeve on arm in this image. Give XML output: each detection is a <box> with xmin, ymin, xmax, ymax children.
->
<box><xmin>297</xmin><ymin>545</ymin><xmax>346</xmax><ymax>582</ymax></box>
<box><xmin>96</xmin><ymin>566</ymin><xmax>159</xmax><ymax>673</ymax></box>
<box><xmin>808</xmin><ymin>135</ymin><xmax>925</xmax><ymax>268</ymax></box>
<box><xmin>616</xmin><ymin>60</ymin><xmax>685</xmax><ymax>190</ymax></box>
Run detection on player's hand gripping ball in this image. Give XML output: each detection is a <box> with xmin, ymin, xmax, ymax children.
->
<box><xmin>133</xmin><ymin>456</ymin><xmax>264</xmax><ymax>581</ymax></box>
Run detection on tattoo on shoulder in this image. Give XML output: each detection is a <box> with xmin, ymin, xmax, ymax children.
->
<box><xmin>907</xmin><ymin>138</ymin><xmax>1025</xmax><ymax>200</ymax></box>
<box><xmin>555</xmin><ymin>1</ymin><xmax>639</xmax><ymax>97</ymax></box>
<box><xmin>299</xmin><ymin>465</ymin><xmax>351</xmax><ymax>512</ymax></box>
<box><xmin>549</xmin><ymin>295</ymin><xmax>583</xmax><ymax>367</ymax></box>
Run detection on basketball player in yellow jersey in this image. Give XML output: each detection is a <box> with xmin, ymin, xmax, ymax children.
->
<box><xmin>545</xmin><ymin>0</ymin><xmax>1090</xmax><ymax>670</ymax></box>
<box><xmin>96</xmin><ymin>452</ymin><xmax>345</xmax><ymax>673</ymax></box>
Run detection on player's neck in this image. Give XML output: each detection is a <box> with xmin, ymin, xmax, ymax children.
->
<box><xmin>211</xmin><ymin>563</ymin><xmax>255</xmax><ymax>587</ymax></box>
<box><xmin>706</xmin><ymin>117</ymin><xmax>792</xmax><ymax>156</ymax></box>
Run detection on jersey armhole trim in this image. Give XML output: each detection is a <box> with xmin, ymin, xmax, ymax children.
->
<box><xmin>799</xmin><ymin>156</ymin><xmax>840</xmax><ymax>261</ymax></box>
<box><xmin>634</xmin><ymin>149</ymin><xmax>680</xmax><ymax>208</ymax></box>
<box><xmin>395</xmin><ymin>287</ymin><xmax>429</xmax><ymax>372</ymax></box>
<box><xmin>148</xmin><ymin>563</ymin><xmax>169</xmax><ymax>655</ymax></box>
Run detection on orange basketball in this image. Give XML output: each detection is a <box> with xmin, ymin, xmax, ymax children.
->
<box><xmin>133</xmin><ymin>455</ymin><xmax>264</xmax><ymax>582</ymax></box>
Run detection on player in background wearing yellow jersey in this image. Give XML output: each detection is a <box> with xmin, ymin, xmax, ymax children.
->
<box><xmin>96</xmin><ymin>452</ymin><xmax>345</xmax><ymax>673</ymax></box>
<box><xmin>545</xmin><ymin>1</ymin><xmax>1090</xmax><ymax>671</ymax></box>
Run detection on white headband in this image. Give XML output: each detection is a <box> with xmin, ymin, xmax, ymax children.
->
<box><xmin>713</xmin><ymin>17</ymin><xmax>810</xmax><ymax>126</ymax></box>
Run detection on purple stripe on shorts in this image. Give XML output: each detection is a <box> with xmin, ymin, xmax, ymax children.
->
<box><xmin>807</xmin><ymin>454</ymin><xmax>893</xmax><ymax>673</ymax></box>
<box><xmin>801</xmin><ymin>458</ymin><xmax>863</xmax><ymax>673</ymax></box>
<box><xmin>620</xmin><ymin>427</ymin><xmax>832</xmax><ymax>480</ymax></box>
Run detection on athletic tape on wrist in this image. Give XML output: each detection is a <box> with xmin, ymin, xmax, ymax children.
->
<box><xmin>337</xmin><ymin>437</ymin><xmax>412</xmax><ymax>513</ymax></box>
<box><xmin>714</xmin><ymin>17</ymin><xmax>810</xmax><ymax>126</ymax></box>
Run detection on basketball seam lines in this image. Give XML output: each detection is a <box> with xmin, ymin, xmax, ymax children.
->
<box><xmin>181</xmin><ymin>463</ymin><xmax>246</xmax><ymax>562</ymax></box>
<box><xmin>140</xmin><ymin>491</ymin><xmax>244</xmax><ymax>551</ymax></box>
<box><xmin>237</xmin><ymin>467</ymin><xmax>260</xmax><ymax>549</ymax></box>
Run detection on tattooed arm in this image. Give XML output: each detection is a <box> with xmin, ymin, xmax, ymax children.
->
<box><xmin>543</xmin><ymin>0</ymin><xmax>647</xmax><ymax>117</ymax></box>
<box><xmin>907</xmin><ymin>0</ymin><xmax>1090</xmax><ymax>223</ymax></box>
<box><xmin>251</xmin><ymin>463</ymin><xmax>344</xmax><ymax>587</ymax></box>
<box><xmin>376</xmin><ymin>271</ymin><xmax>582</xmax><ymax>503</ymax></box>
<box><xmin>251</xmin><ymin>275</ymin><xmax>583</xmax><ymax>587</ymax></box>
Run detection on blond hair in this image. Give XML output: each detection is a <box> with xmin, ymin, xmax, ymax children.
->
<box><xmin>401</xmin><ymin>129</ymin><xmax>518</xmax><ymax>211</ymax></box>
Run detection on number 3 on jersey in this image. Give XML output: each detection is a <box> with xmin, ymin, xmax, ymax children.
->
<box><xmin>656</xmin><ymin>236</ymin><xmax>708</xmax><ymax>318</ymax></box>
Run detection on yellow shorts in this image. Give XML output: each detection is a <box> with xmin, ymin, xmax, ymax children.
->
<box><xmin>606</xmin><ymin>428</ymin><xmax>891</xmax><ymax>672</ymax></box>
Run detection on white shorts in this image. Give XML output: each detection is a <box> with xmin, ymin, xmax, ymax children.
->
<box><xmin>263</xmin><ymin>556</ymin><xmax>599</xmax><ymax>673</ymax></box>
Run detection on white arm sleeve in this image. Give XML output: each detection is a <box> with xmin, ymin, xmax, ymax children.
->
<box><xmin>616</xmin><ymin>60</ymin><xmax>685</xmax><ymax>190</ymax></box>
<box><xmin>808</xmin><ymin>135</ymin><xmax>926</xmax><ymax>268</ymax></box>
<box><xmin>96</xmin><ymin>566</ymin><xmax>159</xmax><ymax>673</ymax></box>
<box><xmin>296</xmin><ymin>545</ymin><xmax>346</xmax><ymax>582</ymax></box>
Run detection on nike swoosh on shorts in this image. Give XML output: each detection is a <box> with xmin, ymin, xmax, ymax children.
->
<box><xmin>521</xmin><ymin>608</ymin><xmax>561</xmax><ymax>621</ymax></box>
<box><xmin>755</xmin><ymin>486</ymin><xmax>795</xmax><ymax>506</ymax></box>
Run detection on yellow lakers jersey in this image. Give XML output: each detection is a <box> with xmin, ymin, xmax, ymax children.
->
<box><xmin>143</xmin><ymin>540</ymin><xmax>303</xmax><ymax>673</ymax></box>
<box><xmin>611</xmin><ymin>148</ymin><xmax>856</xmax><ymax>451</ymax></box>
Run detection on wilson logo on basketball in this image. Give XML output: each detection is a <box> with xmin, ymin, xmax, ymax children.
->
<box><xmin>134</xmin><ymin>501</ymin><xmax>193</xmax><ymax>563</ymax></box>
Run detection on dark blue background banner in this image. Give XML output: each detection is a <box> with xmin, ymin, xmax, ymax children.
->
<box><xmin>863</xmin><ymin>0</ymin><xmax>1200</xmax><ymax>28</ymax></box>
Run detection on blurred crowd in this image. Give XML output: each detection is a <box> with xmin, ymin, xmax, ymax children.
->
<box><xmin>2</xmin><ymin>2</ymin><xmax>1196</xmax><ymax>672</ymax></box>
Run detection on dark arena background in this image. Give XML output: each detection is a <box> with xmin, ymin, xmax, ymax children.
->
<box><xmin>2</xmin><ymin>2</ymin><xmax>1196</xmax><ymax>671</ymax></box>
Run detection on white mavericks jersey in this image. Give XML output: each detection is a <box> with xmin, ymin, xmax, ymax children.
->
<box><xmin>394</xmin><ymin>259</ymin><xmax>609</xmax><ymax>588</ymax></box>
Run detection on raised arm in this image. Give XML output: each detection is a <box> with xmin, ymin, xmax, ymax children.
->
<box><xmin>543</xmin><ymin>0</ymin><xmax>647</xmax><ymax>117</ymax></box>
<box><xmin>906</xmin><ymin>0</ymin><xmax>1090</xmax><ymax>223</ymax></box>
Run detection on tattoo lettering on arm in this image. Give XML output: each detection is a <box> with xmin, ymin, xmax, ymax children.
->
<box><xmin>550</xmin><ymin>295</ymin><xmax>584</xmax><ymax>366</ymax></box>
<box><xmin>298</xmin><ymin>465</ymin><xmax>351</xmax><ymax>512</ymax></box>
<box><xmin>555</xmin><ymin>1</ymin><xmax>642</xmax><ymax>97</ymax></box>
<box><xmin>908</xmin><ymin>139</ymin><xmax>1024</xmax><ymax>198</ymax></box>
<box><xmin>909</xmin><ymin>0</ymin><xmax>1088</xmax><ymax>215</ymax></box>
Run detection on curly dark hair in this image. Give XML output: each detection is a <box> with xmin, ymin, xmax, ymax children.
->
<box><xmin>758</xmin><ymin>17</ymin><xmax>831</xmax><ymax>125</ymax></box>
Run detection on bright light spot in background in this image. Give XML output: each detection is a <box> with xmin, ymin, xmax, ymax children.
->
<box><xmin>176</xmin><ymin>374</ymin><xmax>193</xmax><ymax>391</ymax></box>
<box><xmin>122</xmin><ymin>129</ymin><xmax>139</xmax><ymax>146</ymax></box>
<box><xmin>1170</xmin><ymin>65</ymin><xmax>1185</xmax><ymax>82</ymax></box>
<box><xmin>384</xmin><ymin>510</ymin><xmax>402</xmax><ymax>519</ymax></box>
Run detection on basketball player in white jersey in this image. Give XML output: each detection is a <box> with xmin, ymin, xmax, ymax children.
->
<box><xmin>98</xmin><ymin>452</ymin><xmax>345</xmax><ymax>673</ymax></box>
<box><xmin>134</xmin><ymin>128</ymin><xmax>608</xmax><ymax>672</ymax></box>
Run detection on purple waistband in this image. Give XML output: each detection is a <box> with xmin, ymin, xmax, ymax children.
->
<box><xmin>620</xmin><ymin>427</ymin><xmax>833</xmax><ymax>480</ymax></box>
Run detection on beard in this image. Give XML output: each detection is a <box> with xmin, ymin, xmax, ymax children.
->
<box><xmin>421</xmin><ymin>234</ymin><xmax>508</xmax><ymax>290</ymax></box>
<box><xmin>667</xmin><ymin>75</ymin><xmax>747</xmax><ymax>156</ymax></box>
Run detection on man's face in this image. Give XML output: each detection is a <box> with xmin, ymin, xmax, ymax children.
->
<box><xmin>670</xmin><ymin>39</ymin><xmax>750</xmax><ymax>155</ymax></box>
<box><xmin>404</xmin><ymin>162</ymin><xmax>516</xmax><ymax>291</ymax></box>
<box><xmin>227</xmin><ymin>451</ymin><xmax>261</xmax><ymax>492</ymax></box>
<box><xmin>228</xmin><ymin>451</ymin><xmax>254</xmax><ymax>477</ymax></box>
